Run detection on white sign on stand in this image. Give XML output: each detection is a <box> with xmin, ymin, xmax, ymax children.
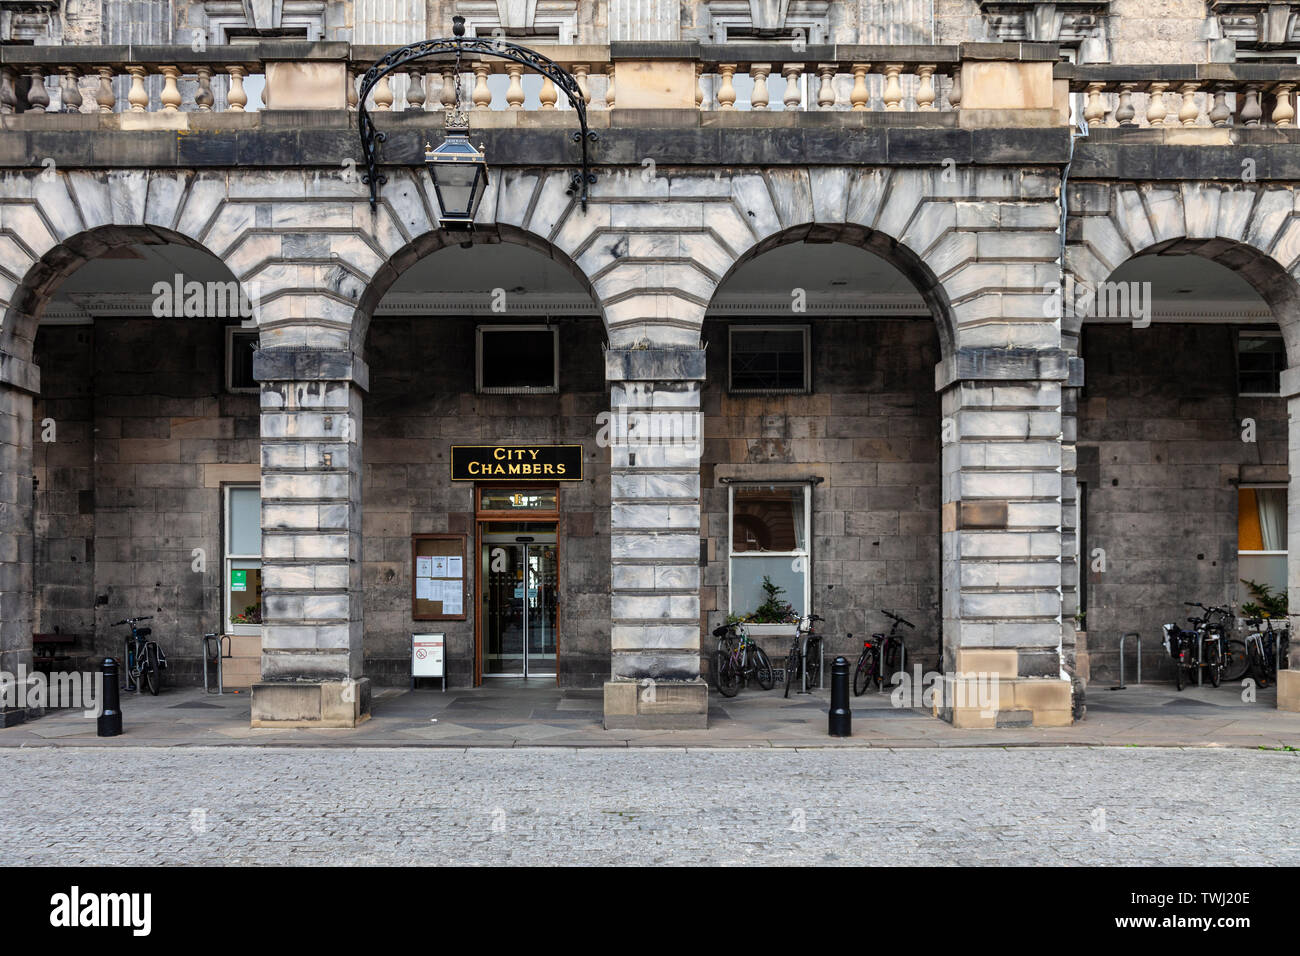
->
<box><xmin>412</xmin><ymin>633</ymin><xmax>446</xmax><ymax>691</ymax></box>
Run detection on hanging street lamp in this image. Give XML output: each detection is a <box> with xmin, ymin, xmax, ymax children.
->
<box><xmin>424</xmin><ymin>108</ymin><xmax>489</xmax><ymax>230</ymax></box>
<box><xmin>357</xmin><ymin>15</ymin><xmax>596</xmax><ymax>226</ymax></box>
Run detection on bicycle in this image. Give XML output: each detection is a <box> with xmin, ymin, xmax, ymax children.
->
<box><xmin>1163</xmin><ymin>603</ymin><xmax>1226</xmax><ymax>690</ymax></box>
<box><xmin>712</xmin><ymin>621</ymin><xmax>774</xmax><ymax>698</ymax></box>
<box><xmin>1242</xmin><ymin>616</ymin><xmax>1288</xmax><ymax>688</ymax></box>
<box><xmin>113</xmin><ymin>616</ymin><xmax>168</xmax><ymax>695</ymax></box>
<box><xmin>783</xmin><ymin>614</ymin><xmax>824</xmax><ymax>698</ymax></box>
<box><xmin>853</xmin><ymin>610</ymin><xmax>914</xmax><ymax>696</ymax></box>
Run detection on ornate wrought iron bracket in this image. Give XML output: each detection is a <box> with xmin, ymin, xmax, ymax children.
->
<box><xmin>357</xmin><ymin>16</ymin><xmax>598</xmax><ymax>211</ymax></box>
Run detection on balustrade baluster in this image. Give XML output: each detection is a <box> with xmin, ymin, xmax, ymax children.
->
<box><xmin>816</xmin><ymin>63</ymin><xmax>837</xmax><ymax>109</ymax></box>
<box><xmin>27</xmin><ymin>68</ymin><xmax>50</xmax><ymax>112</ymax></box>
<box><xmin>917</xmin><ymin>65</ymin><xmax>936</xmax><ymax>111</ymax></box>
<box><xmin>850</xmin><ymin>63</ymin><xmax>869</xmax><ymax>111</ymax></box>
<box><xmin>717</xmin><ymin>64</ymin><xmax>737</xmax><ymax>110</ymax></box>
<box><xmin>882</xmin><ymin>64</ymin><xmax>904</xmax><ymax>111</ymax></box>
<box><xmin>1273</xmin><ymin>84</ymin><xmax>1296</xmax><ymax>127</ymax></box>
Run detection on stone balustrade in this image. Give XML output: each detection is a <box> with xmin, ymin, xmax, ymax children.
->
<box><xmin>695</xmin><ymin>46</ymin><xmax>961</xmax><ymax>112</ymax></box>
<box><xmin>10</xmin><ymin>42</ymin><xmax>1300</xmax><ymax>129</ymax></box>
<box><xmin>0</xmin><ymin>44</ymin><xmax>286</xmax><ymax>115</ymax></box>
<box><xmin>1061</xmin><ymin>63</ymin><xmax>1300</xmax><ymax>129</ymax></box>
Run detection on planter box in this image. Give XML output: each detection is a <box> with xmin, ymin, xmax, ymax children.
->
<box><xmin>743</xmin><ymin>623</ymin><xmax>798</xmax><ymax>639</ymax></box>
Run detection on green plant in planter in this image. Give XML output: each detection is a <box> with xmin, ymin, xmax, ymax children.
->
<box><xmin>1241</xmin><ymin>579</ymin><xmax>1287</xmax><ymax>620</ymax></box>
<box><xmin>743</xmin><ymin>576</ymin><xmax>799</xmax><ymax>625</ymax></box>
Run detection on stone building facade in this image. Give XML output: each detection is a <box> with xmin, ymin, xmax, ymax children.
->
<box><xmin>2</xmin><ymin>0</ymin><xmax>1300</xmax><ymax>731</ymax></box>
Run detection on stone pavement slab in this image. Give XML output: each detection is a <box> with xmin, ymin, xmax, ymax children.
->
<box><xmin>0</xmin><ymin>680</ymin><xmax>1296</xmax><ymax>750</ymax></box>
<box><xmin>0</xmin><ymin>746</ymin><xmax>1294</xmax><ymax>865</ymax></box>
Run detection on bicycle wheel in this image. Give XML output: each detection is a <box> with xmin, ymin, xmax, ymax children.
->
<box><xmin>783</xmin><ymin>643</ymin><xmax>800</xmax><ymax>698</ymax></box>
<box><xmin>1174</xmin><ymin>652</ymin><xmax>1185</xmax><ymax>691</ymax></box>
<box><xmin>804</xmin><ymin>637</ymin><xmax>822</xmax><ymax>690</ymax></box>
<box><xmin>1248</xmin><ymin>643</ymin><xmax>1269</xmax><ymax>687</ymax></box>
<box><xmin>1220</xmin><ymin>640</ymin><xmax>1250</xmax><ymax>682</ymax></box>
<box><xmin>140</xmin><ymin>645</ymin><xmax>160</xmax><ymax>696</ymax></box>
<box><xmin>853</xmin><ymin>648</ymin><xmax>873</xmax><ymax>696</ymax></box>
<box><xmin>1207</xmin><ymin>642</ymin><xmax>1221</xmax><ymax>688</ymax></box>
<box><xmin>716</xmin><ymin>654</ymin><xmax>742</xmax><ymax>698</ymax></box>
<box><xmin>753</xmin><ymin>646</ymin><xmax>775</xmax><ymax>691</ymax></box>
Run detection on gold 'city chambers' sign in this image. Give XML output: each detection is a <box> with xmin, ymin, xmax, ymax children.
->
<box><xmin>450</xmin><ymin>444</ymin><xmax>584</xmax><ymax>481</ymax></box>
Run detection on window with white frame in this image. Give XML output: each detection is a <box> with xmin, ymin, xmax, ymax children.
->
<box><xmin>1238</xmin><ymin>485</ymin><xmax>1287</xmax><ymax>610</ymax></box>
<box><xmin>728</xmin><ymin>325</ymin><xmax>811</xmax><ymax>394</ymax></box>
<box><xmin>1237</xmin><ymin>330</ymin><xmax>1285</xmax><ymax>396</ymax></box>
<box><xmin>225</xmin><ymin>485</ymin><xmax>263</xmax><ymax>634</ymax></box>
<box><xmin>728</xmin><ymin>483</ymin><xmax>811</xmax><ymax>623</ymax></box>
<box><xmin>476</xmin><ymin>325</ymin><xmax>559</xmax><ymax>394</ymax></box>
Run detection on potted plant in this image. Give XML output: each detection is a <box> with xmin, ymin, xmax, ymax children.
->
<box><xmin>734</xmin><ymin>576</ymin><xmax>801</xmax><ymax>638</ymax></box>
<box><xmin>230</xmin><ymin>604</ymin><xmax>262</xmax><ymax>625</ymax></box>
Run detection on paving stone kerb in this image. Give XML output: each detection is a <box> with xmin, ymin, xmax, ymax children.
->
<box><xmin>4</xmin><ymin>123</ymin><xmax>1300</xmax><ymax>727</ymax></box>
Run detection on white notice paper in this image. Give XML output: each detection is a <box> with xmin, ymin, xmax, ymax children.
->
<box><xmin>432</xmin><ymin>557</ymin><xmax>448</xmax><ymax>577</ymax></box>
<box><xmin>442</xmin><ymin>586</ymin><xmax>463</xmax><ymax>615</ymax></box>
<box><xmin>447</xmin><ymin>556</ymin><xmax>463</xmax><ymax>579</ymax></box>
<box><xmin>416</xmin><ymin>557</ymin><xmax>433</xmax><ymax>579</ymax></box>
<box><xmin>416</xmin><ymin>578</ymin><xmax>434</xmax><ymax>601</ymax></box>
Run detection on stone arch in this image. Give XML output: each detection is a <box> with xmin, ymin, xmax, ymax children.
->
<box><xmin>713</xmin><ymin>220</ymin><xmax>958</xmax><ymax>359</ymax></box>
<box><xmin>351</xmin><ymin>220</ymin><xmax>604</xmax><ymax>360</ymax></box>
<box><xmin>353</xmin><ymin>166</ymin><xmax>612</xmax><ymax>355</ymax></box>
<box><xmin>1066</xmin><ymin>182</ymin><xmax>1300</xmax><ymax>362</ymax></box>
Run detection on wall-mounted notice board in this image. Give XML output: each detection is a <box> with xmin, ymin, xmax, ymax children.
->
<box><xmin>411</xmin><ymin>533</ymin><xmax>468</xmax><ymax>621</ymax></box>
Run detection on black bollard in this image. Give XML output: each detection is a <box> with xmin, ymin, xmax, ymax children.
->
<box><xmin>97</xmin><ymin>658</ymin><xmax>122</xmax><ymax>737</ymax></box>
<box><xmin>828</xmin><ymin>656</ymin><xmax>851</xmax><ymax>737</ymax></box>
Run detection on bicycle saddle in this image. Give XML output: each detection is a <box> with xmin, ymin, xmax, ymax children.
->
<box><xmin>135</xmin><ymin>627</ymin><xmax>152</xmax><ymax>638</ymax></box>
<box><xmin>712</xmin><ymin>624</ymin><xmax>730</xmax><ymax>638</ymax></box>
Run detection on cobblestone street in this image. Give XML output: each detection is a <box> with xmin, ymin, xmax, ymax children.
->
<box><xmin>0</xmin><ymin>746</ymin><xmax>1294</xmax><ymax>866</ymax></box>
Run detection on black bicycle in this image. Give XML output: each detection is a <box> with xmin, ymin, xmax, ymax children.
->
<box><xmin>1242</xmin><ymin>616</ymin><xmax>1289</xmax><ymax>688</ymax></box>
<box><xmin>1163</xmin><ymin>603</ymin><xmax>1227</xmax><ymax>690</ymax></box>
<box><xmin>713</xmin><ymin>621</ymin><xmax>774</xmax><ymax>698</ymax></box>
<box><xmin>854</xmin><ymin>610</ymin><xmax>914</xmax><ymax>696</ymax></box>
<box><xmin>783</xmin><ymin>614</ymin><xmax>824</xmax><ymax>698</ymax></box>
<box><xmin>113</xmin><ymin>616</ymin><xmax>168</xmax><ymax>695</ymax></box>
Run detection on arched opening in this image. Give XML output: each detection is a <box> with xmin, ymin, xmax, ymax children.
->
<box><xmin>701</xmin><ymin>228</ymin><xmax>949</xmax><ymax>688</ymax></box>
<box><xmin>1075</xmin><ymin>243</ymin><xmax>1288</xmax><ymax>696</ymax></box>
<box><xmin>22</xmin><ymin>228</ymin><xmax>263</xmax><ymax>688</ymax></box>
<box><xmin>358</xmin><ymin>233</ymin><xmax>609</xmax><ymax>689</ymax></box>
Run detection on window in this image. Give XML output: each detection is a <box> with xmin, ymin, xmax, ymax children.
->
<box><xmin>1237</xmin><ymin>330</ymin><xmax>1284</xmax><ymax>395</ymax></box>
<box><xmin>728</xmin><ymin>325</ymin><xmax>811</xmax><ymax>394</ymax></box>
<box><xmin>226</xmin><ymin>327</ymin><xmax>258</xmax><ymax>393</ymax></box>
<box><xmin>225</xmin><ymin>485</ymin><xmax>263</xmax><ymax>635</ymax></box>
<box><xmin>1238</xmin><ymin>486</ymin><xmax>1287</xmax><ymax>610</ymax></box>
<box><xmin>476</xmin><ymin>325</ymin><xmax>559</xmax><ymax>394</ymax></box>
<box><xmin>477</xmin><ymin>487</ymin><xmax>559</xmax><ymax>513</ymax></box>
<box><xmin>728</xmin><ymin>483</ymin><xmax>811</xmax><ymax>623</ymax></box>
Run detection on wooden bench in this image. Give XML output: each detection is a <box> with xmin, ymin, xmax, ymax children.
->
<box><xmin>32</xmin><ymin>633</ymin><xmax>78</xmax><ymax>671</ymax></box>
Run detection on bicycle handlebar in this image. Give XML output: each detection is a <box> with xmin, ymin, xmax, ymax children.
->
<box><xmin>881</xmin><ymin>610</ymin><xmax>915</xmax><ymax>629</ymax></box>
<box><xmin>111</xmin><ymin>616</ymin><xmax>153</xmax><ymax>626</ymax></box>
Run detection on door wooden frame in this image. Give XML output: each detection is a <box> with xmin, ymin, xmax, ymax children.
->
<box><xmin>473</xmin><ymin>484</ymin><xmax>561</xmax><ymax>686</ymax></box>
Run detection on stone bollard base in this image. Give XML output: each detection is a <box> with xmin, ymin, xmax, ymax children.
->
<box><xmin>251</xmin><ymin>678</ymin><xmax>371</xmax><ymax>728</ymax></box>
<box><xmin>932</xmin><ymin>674</ymin><xmax>1074</xmax><ymax>728</ymax></box>
<box><xmin>1277</xmin><ymin>670</ymin><xmax>1300</xmax><ymax>713</ymax></box>
<box><xmin>603</xmin><ymin>679</ymin><xmax>708</xmax><ymax>730</ymax></box>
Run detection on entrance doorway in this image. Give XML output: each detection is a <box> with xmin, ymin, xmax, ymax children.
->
<box><xmin>481</xmin><ymin>525</ymin><xmax>558</xmax><ymax>677</ymax></box>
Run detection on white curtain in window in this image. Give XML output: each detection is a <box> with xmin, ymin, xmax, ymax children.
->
<box><xmin>793</xmin><ymin>487</ymin><xmax>806</xmax><ymax>552</ymax></box>
<box><xmin>1257</xmin><ymin>487</ymin><xmax>1287</xmax><ymax>552</ymax></box>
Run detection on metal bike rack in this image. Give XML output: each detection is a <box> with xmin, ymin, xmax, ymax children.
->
<box><xmin>1110</xmin><ymin>631</ymin><xmax>1140</xmax><ymax>690</ymax></box>
<box><xmin>797</xmin><ymin>635</ymin><xmax>825</xmax><ymax>694</ymax></box>
<box><xmin>878</xmin><ymin>644</ymin><xmax>906</xmax><ymax>695</ymax></box>
<box><xmin>202</xmin><ymin>632</ymin><xmax>232</xmax><ymax>695</ymax></box>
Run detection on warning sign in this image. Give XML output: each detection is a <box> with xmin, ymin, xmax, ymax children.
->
<box><xmin>412</xmin><ymin>634</ymin><xmax>444</xmax><ymax>678</ymax></box>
